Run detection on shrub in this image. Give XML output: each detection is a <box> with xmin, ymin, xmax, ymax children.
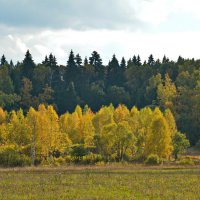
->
<box><xmin>177</xmin><ymin>158</ymin><xmax>195</xmax><ymax>166</ymax></box>
<box><xmin>95</xmin><ymin>161</ymin><xmax>105</xmax><ymax>166</ymax></box>
<box><xmin>64</xmin><ymin>155</ymin><xmax>72</xmax><ymax>164</ymax></box>
<box><xmin>145</xmin><ymin>154</ymin><xmax>160</xmax><ymax>165</ymax></box>
<box><xmin>172</xmin><ymin>131</ymin><xmax>190</xmax><ymax>159</ymax></box>
<box><xmin>53</xmin><ymin>157</ymin><xmax>65</xmax><ymax>166</ymax></box>
<box><xmin>70</xmin><ymin>144</ymin><xmax>88</xmax><ymax>158</ymax></box>
<box><xmin>0</xmin><ymin>145</ymin><xmax>31</xmax><ymax>167</ymax></box>
<box><xmin>82</xmin><ymin>153</ymin><xmax>103</xmax><ymax>165</ymax></box>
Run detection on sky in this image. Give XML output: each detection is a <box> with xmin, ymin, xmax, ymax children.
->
<box><xmin>1</xmin><ymin>0</ymin><xmax>200</xmax><ymax>65</ymax></box>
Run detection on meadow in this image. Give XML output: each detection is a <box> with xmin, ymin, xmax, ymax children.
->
<box><xmin>0</xmin><ymin>166</ymin><xmax>200</xmax><ymax>200</ymax></box>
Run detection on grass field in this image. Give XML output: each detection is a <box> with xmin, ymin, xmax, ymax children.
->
<box><xmin>0</xmin><ymin>166</ymin><xmax>200</xmax><ymax>200</ymax></box>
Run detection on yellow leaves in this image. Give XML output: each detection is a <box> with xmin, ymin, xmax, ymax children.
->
<box><xmin>8</xmin><ymin>109</ymin><xmax>31</xmax><ymax>146</ymax></box>
<box><xmin>143</xmin><ymin>107</ymin><xmax>173</xmax><ymax>159</ymax></box>
<box><xmin>0</xmin><ymin>107</ymin><xmax>6</xmax><ymax>124</ymax></box>
<box><xmin>157</xmin><ymin>73</ymin><xmax>177</xmax><ymax>110</ymax></box>
<box><xmin>27</xmin><ymin>104</ymin><xmax>72</xmax><ymax>161</ymax></box>
<box><xmin>0</xmin><ymin>103</ymin><xmax>178</xmax><ymax>162</ymax></box>
<box><xmin>92</xmin><ymin>105</ymin><xmax>114</xmax><ymax>134</ymax></box>
<box><xmin>0</xmin><ymin>123</ymin><xmax>8</xmax><ymax>144</ymax></box>
<box><xmin>130</xmin><ymin>106</ymin><xmax>139</xmax><ymax>116</ymax></box>
<box><xmin>164</xmin><ymin>109</ymin><xmax>177</xmax><ymax>137</ymax></box>
<box><xmin>75</xmin><ymin>105</ymin><xmax>82</xmax><ymax>119</ymax></box>
<box><xmin>60</xmin><ymin>105</ymin><xmax>95</xmax><ymax>146</ymax></box>
<box><xmin>114</xmin><ymin>104</ymin><xmax>129</xmax><ymax>124</ymax></box>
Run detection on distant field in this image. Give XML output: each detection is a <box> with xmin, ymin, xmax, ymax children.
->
<box><xmin>0</xmin><ymin>166</ymin><xmax>200</xmax><ymax>200</ymax></box>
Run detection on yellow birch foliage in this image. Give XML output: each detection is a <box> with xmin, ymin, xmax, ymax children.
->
<box><xmin>114</xmin><ymin>104</ymin><xmax>130</xmax><ymax>124</ymax></box>
<box><xmin>164</xmin><ymin>108</ymin><xmax>177</xmax><ymax>137</ymax></box>
<box><xmin>157</xmin><ymin>73</ymin><xmax>177</xmax><ymax>110</ymax></box>
<box><xmin>0</xmin><ymin>107</ymin><xmax>6</xmax><ymax>124</ymax></box>
<box><xmin>8</xmin><ymin>109</ymin><xmax>31</xmax><ymax>147</ymax></box>
<box><xmin>144</xmin><ymin>107</ymin><xmax>173</xmax><ymax>159</ymax></box>
<box><xmin>92</xmin><ymin>105</ymin><xmax>114</xmax><ymax>134</ymax></box>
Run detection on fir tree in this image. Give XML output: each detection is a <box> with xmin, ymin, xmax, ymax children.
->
<box><xmin>148</xmin><ymin>54</ymin><xmax>155</xmax><ymax>66</ymax></box>
<box><xmin>1</xmin><ymin>55</ymin><xmax>7</xmax><ymax>66</ymax></box>
<box><xmin>120</xmin><ymin>57</ymin><xmax>126</xmax><ymax>69</ymax></box>
<box><xmin>75</xmin><ymin>54</ymin><xmax>82</xmax><ymax>66</ymax></box>
<box><xmin>22</xmin><ymin>50</ymin><xmax>35</xmax><ymax>79</ymax></box>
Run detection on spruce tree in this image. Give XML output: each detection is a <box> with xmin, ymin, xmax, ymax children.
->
<box><xmin>22</xmin><ymin>50</ymin><xmax>35</xmax><ymax>79</ymax></box>
<box><xmin>84</xmin><ymin>57</ymin><xmax>88</xmax><ymax>66</ymax></box>
<box><xmin>136</xmin><ymin>55</ymin><xmax>141</xmax><ymax>66</ymax></box>
<box><xmin>148</xmin><ymin>54</ymin><xmax>155</xmax><ymax>66</ymax></box>
<box><xmin>120</xmin><ymin>57</ymin><xmax>126</xmax><ymax>69</ymax></box>
<box><xmin>42</xmin><ymin>56</ymin><xmax>49</xmax><ymax>65</ymax></box>
<box><xmin>1</xmin><ymin>55</ymin><xmax>7</xmax><ymax>66</ymax></box>
<box><xmin>75</xmin><ymin>54</ymin><xmax>82</xmax><ymax>66</ymax></box>
<box><xmin>132</xmin><ymin>55</ymin><xmax>137</xmax><ymax>65</ymax></box>
<box><xmin>67</xmin><ymin>50</ymin><xmax>76</xmax><ymax>68</ymax></box>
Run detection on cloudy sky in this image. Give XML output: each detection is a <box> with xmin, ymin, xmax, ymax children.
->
<box><xmin>0</xmin><ymin>0</ymin><xmax>200</xmax><ymax>64</ymax></box>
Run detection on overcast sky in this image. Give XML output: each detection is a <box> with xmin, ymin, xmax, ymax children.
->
<box><xmin>1</xmin><ymin>0</ymin><xmax>200</xmax><ymax>64</ymax></box>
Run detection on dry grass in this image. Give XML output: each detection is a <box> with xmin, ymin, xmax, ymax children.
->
<box><xmin>0</xmin><ymin>165</ymin><xmax>200</xmax><ymax>199</ymax></box>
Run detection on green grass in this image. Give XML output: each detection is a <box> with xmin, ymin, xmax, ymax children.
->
<box><xmin>0</xmin><ymin>166</ymin><xmax>200</xmax><ymax>200</ymax></box>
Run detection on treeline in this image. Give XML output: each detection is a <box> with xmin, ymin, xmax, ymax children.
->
<box><xmin>0</xmin><ymin>104</ymin><xmax>189</xmax><ymax>167</ymax></box>
<box><xmin>0</xmin><ymin>51</ymin><xmax>200</xmax><ymax>145</ymax></box>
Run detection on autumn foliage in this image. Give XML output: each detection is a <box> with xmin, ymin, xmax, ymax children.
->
<box><xmin>0</xmin><ymin>104</ymin><xmax>188</xmax><ymax>166</ymax></box>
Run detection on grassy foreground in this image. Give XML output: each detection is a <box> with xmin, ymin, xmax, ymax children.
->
<box><xmin>0</xmin><ymin>166</ymin><xmax>200</xmax><ymax>200</ymax></box>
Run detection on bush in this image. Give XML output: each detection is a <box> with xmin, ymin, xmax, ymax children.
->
<box><xmin>172</xmin><ymin>132</ymin><xmax>190</xmax><ymax>159</ymax></box>
<box><xmin>70</xmin><ymin>144</ymin><xmax>88</xmax><ymax>158</ymax></box>
<box><xmin>177</xmin><ymin>158</ymin><xmax>195</xmax><ymax>166</ymax></box>
<box><xmin>64</xmin><ymin>155</ymin><xmax>72</xmax><ymax>164</ymax></box>
<box><xmin>145</xmin><ymin>154</ymin><xmax>160</xmax><ymax>165</ymax></box>
<box><xmin>0</xmin><ymin>145</ymin><xmax>31</xmax><ymax>167</ymax></box>
<box><xmin>53</xmin><ymin>157</ymin><xmax>65</xmax><ymax>166</ymax></box>
<box><xmin>95</xmin><ymin>161</ymin><xmax>105</xmax><ymax>166</ymax></box>
<box><xmin>82</xmin><ymin>153</ymin><xmax>103</xmax><ymax>165</ymax></box>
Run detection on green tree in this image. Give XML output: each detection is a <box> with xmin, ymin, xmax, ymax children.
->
<box><xmin>0</xmin><ymin>66</ymin><xmax>14</xmax><ymax>94</ymax></box>
<box><xmin>21</xmin><ymin>50</ymin><xmax>35</xmax><ymax>79</ymax></box>
<box><xmin>172</xmin><ymin>131</ymin><xmax>190</xmax><ymax>159</ymax></box>
<box><xmin>20</xmin><ymin>78</ymin><xmax>34</xmax><ymax>111</ymax></box>
<box><xmin>148</xmin><ymin>54</ymin><xmax>155</xmax><ymax>66</ymax></box>
<box><xmin>1</xmin><ymin>55</ymin><xmax>7</xmax><ymax>66</ymax></box>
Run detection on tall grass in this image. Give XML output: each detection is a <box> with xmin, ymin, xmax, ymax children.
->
<box><xmin>0</xmin><ymin>166</ymin><xmax>199</xmax><ymax>200</ymax></box>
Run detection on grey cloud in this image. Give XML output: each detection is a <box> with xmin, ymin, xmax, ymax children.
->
<box><xmin>0</xmin><ymin>0</ymin><xmax>145</xmax><ymax>30</ymax></box>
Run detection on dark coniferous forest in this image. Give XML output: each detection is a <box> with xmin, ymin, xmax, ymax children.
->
<box><xmin>0</xmin><ymin>50</ymin><xmax>200</xmax><ymax>145</ymax></box>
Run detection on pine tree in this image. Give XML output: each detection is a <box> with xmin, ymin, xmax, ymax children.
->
<box><xmin>89</xmin><ymin>51</ymin><xmax>104</xmax><ymax>79</ymax></box>
<box><xmin>84</xmin><ymin>57</ymin><xmax>88</xmax><ymax>66</ymax></box>
<box><xmin>107</xmin><ymin>54</ymin><xmax>120</xmax><ymax>85</ymax></box>
<box><xmin>162</xmin><ymin>55</ymin><xmax>169</xmax><ymax>63</ymax></box>
<box><xmin>120</xmin><ymin>57</ymin><xmax>126</xmax><ymax>69</ymax></box>
<box><xmin>89</xmin><ymin>51</ymin><xmax>102</xmax><ymax>67</ymax></box>
<box><xmin>136</xmin><ymin>55</ymin><xmax>141</xmax><ymax>66</ymax></box>
<box><xmin>67</xmin><ymin>50</ymin><xmax>76</xmax><ymax>68</ymax></box>
<box><xmin>22</xmin><ymin>50</ymin><xmax>35</xmax><ymax>79</ymax></box>
<box><xmin>42</xmin><ymin>55</ymin><xmax>49</xmax><ymax>65</ymax></box>
<box><xmin>9</xmin><ymin>60</ymin><xmax>14</xmax><ymax>69</ymax></box>
<box><xmin>75</xmin><ymin>54</ymin><xmax>82</xmax><ymax>66</ymax></box>
<box><xmin>148</xmin><ymin>54</ymin><xmax>155</xmax><ymax>66</ymax></box>
<box><xmin>127</xmin><ymin>58</ymin><xmax>132</xmax><ymax>66</ymax></box>
<box><xmin>132</xmin><ymin>55</ymin><xmax>137</xmax><ymax>65</ymax></box>
<box><xmin>1</xmin><ymin>55</ymin><xmax>7</xmax><ymax>66</ymax></box>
